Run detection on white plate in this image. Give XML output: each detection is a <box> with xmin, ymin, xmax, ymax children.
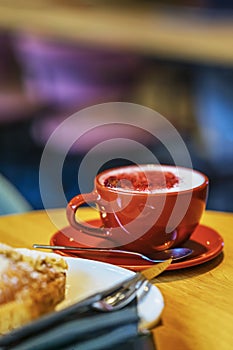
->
<box><xmin>16</xmin><ymin>249</ymin><xmax>164</xmax><ymax>330</ymax></box>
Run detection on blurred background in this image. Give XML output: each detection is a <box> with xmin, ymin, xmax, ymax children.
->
<box><xmin>0</xmin><ymin>0</ymin><xmax>232</xmax><ymax>214</ymax></box>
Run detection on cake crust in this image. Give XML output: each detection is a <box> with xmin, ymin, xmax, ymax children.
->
<box><xmin>0</xmin><ymin>244</ymin><xmax>68</xmax><ymax>335</ymax></box>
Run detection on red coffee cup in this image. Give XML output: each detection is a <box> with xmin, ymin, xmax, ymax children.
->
<box><xmin>66</xmin><ymin>164</ymin><xmax>209</xmax><ymax>254</ymax></box>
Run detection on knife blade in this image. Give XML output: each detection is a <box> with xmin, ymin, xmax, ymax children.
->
<box><xmin>140</xmin><ymin>258</ymin><xmax>172</xmax><ymax>280</ymax></box>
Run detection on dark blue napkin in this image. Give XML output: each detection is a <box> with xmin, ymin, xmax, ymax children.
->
<box><xmin>0</xmin><ymin>299</ymin><xmax>158</xmax><ymax>350</ymax></box>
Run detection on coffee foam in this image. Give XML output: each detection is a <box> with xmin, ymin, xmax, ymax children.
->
<box><xmin>99</xmin><ymin>165</ymin><xmax>205</xmax><ymax>193</ymax></box>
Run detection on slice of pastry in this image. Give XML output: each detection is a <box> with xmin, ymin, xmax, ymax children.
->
<box><xmin>0</xmin><ymin>244</ymin><xmax>68</xmax><ymax>335</ymax></box>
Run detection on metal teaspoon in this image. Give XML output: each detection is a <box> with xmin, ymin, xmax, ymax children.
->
<box><xmin>33</xmin><ymin>244</ymin><xmax>193</xmax><ymax>262</ymax></box>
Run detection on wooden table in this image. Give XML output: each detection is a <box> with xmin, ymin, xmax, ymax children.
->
<box><xmin>0</xmin><ymin>208</ymin><xmax>232</xmax><ymax>349</ymax></box>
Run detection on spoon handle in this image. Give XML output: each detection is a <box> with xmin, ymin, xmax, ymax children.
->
<box><xmin>32</xmin><ymin>244</ymin><xmax>164</xmax><ymax>262</ymax></box>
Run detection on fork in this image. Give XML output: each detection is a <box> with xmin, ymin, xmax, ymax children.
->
<box><xmin>93</xmin><ymin>272</ymin><xmax>150</xmax><ymax>311</ymax></box>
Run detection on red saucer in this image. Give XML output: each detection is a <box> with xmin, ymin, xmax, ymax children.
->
<box><xmin>50</xmin><ymin>220</ymin><xmax>224</xmax><ymax>271</ymax></box>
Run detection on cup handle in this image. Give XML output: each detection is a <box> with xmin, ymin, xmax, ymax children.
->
<box><xmin>66</xmin><ymin>192</ymin><xmax>112</xmax><ymax>238</ymax></box>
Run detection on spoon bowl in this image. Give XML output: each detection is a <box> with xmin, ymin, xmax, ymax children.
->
<box><xmin>33</xmin><ymin>244</ymin><xmax>193</xmax><ymax>263</ymax></box>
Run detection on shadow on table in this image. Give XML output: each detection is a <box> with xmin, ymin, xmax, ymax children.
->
<box><xmin>153</xmin><ymin>252</ymin><xmax>224</xmax><ymax>284</ymax></box>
